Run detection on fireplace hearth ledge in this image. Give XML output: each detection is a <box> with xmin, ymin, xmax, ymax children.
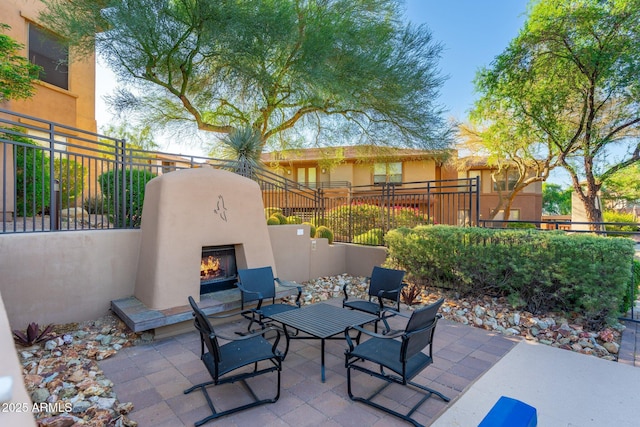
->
<box><xmin>111</xmin><ymin>285</ymin><xmax>298</xmax><ymax>334</ymax></box>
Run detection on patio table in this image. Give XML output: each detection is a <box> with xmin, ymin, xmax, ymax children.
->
<box><xmin>267</xmin><ymin>302</ymin><xmax>377</xmax><ymax>382</ymax></box>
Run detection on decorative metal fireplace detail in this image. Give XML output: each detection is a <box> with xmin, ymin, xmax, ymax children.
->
<box><xmin>200</xmin><ymin>245</ymin><xmax>237</xmax><ymax>294</ymax></box>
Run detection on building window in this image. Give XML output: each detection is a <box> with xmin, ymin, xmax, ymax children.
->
<box><xmin>29</xmin><ymin>24</ymin><xmax>69</xmax><ymax>90</ymax></box>
<box><xmin>374</xmin><ymin>162</ymin><xmax>402</xmax><ymax>184</ymax></box>
<box><xmin>493</xmin><ymin>170</ymin><xmax>518</xmax><ymax>192</ymax></box>
<box><xmin>494</xmin><ymin>210</ymin><xmax>520</xmax><ymax>220</ymax></box>
<box><xmin>296</xmin><ymin>167</ymin><xmax>317</xmax><ymax>188</ymax></box>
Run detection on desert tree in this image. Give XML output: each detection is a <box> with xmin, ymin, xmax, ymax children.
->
<box><xmin>41</xmin><ymin>0</ymin><xmax>452</xmax><ymax>154</ymax></box>
<box><xmin>473</xmin><ymin>0</ymin><xmax>640</xmax><ymax>227</ymax></box>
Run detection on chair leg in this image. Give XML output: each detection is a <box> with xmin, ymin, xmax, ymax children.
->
<box><xmin>184</xmin><ymin>365</ymin><xmax>281</xmax><ymax>427</ymax></box>
<box><xmin>346</xmin><ymin>363</ymin><xmax>449</xmax><ymax>427</ymax></box>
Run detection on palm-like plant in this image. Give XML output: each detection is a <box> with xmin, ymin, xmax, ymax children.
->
<box><xmin>220</xmin><ymin>127</ymin><xmax>264</xmax><ymax>176</ymax></box>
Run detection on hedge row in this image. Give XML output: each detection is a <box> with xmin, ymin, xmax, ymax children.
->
<box><xmin>385</xmin><ymin>225</ymin><xmax>636</xmax><ymax>326</ymax></box>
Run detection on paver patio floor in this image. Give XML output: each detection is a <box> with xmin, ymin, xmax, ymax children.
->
<box><xmin>98</xmin><ymin>298</ymin><xmax>519</xmax><ymax>427</ymax></box>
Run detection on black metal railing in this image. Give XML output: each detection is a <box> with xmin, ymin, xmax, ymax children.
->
<box><xmin>319</xmin><ymin>178</ymin><xmax>480</xmax><ymax>243</ymax></box>
<box><xmin>0</xmin><ymin>107</ymin><xmax>480</xmax><ymax>241</ymax></box>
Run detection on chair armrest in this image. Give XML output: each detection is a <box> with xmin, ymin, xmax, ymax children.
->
<box><xmin>376</xmin><ymin>282</ymin><xmax>406</xmax><ymax>300</ymax></box>
<box><xmin>215</xmin><ymin>325</ymin><xmax>281</xmax><ymax>342</ymax></box>
<box><xmin>275</xmin><ymin>278</ymin><xmax>303</xmax><ymax>307</ymax></box>
<box><xmin>236</xmin><ymin>283</ymin><xmax>264</xmax><ymax>300</ymax></box>
<box><xmin>344</xmin><ymin>324</ymin><xmax>404</xmax><ymax>351</ymax></box>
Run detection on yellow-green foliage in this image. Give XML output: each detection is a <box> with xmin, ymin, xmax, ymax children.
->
<box><xmin>286</xmin><ymin>215</ymin><xmax>302</xmax><ymax>224</ymax></box>
<box><xmin>353</xmin><ymin>228</ymin><xmax>384</xmax><ymax>246</ymax></box>
<box><xmin>267</xmin><ymin>216</ymin><xmax>281</xmax><ymax>225</ymax></box>
<box><xmin>264</xmin><ymin>207</ymin><xmax>283</xmax><ymax>219</ymax></box>
<box><xmin>271</xmin><ymin>212</ymin><xmax>287</xmax><ymax>224</ymax></box>
<box><xmin>303</xmin><ymin>222</ymin><xmax>316</xmax><ymax>238</ymax></box>
<box><xmin>603</xmin><ymin>210</ymin><xmax>639</xmax><ymax>233</ymax></box>
<box><xmin>315</xmin><ymin>226</ymin><xmax>334</xmax><ymax>244</ymax></box>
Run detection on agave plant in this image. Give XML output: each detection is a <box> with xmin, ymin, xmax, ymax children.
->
<box><xmin>13</xmin><ymin>322</ymin><xmax>55</xmax><ymax>347</ymax></box>
<box><xmin>220</xmin><ymin>126</ymin><xmax>264</xmax><ymax>176</ymax></box>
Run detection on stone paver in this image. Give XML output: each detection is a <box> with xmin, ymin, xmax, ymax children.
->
<box><xmin>99</xmin><ymin>299</ymin><xmax>520</xmax><ymax>426</ymax></box>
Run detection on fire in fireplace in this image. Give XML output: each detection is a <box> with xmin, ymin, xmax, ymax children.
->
<box><xmin>200</xmin><ymin>246</ymin><xmax>237</xmax><ymax>294</ymax></box>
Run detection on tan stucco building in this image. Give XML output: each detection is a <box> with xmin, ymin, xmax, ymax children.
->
<box><xmin>1</xmin><ymin>0</ymin><xmax>98</xmax><ymax>219</ymax></box>
<box><xmin>1</xmin><ymin>0</ymin><xmax>96</xmax><ymax>131</ymax></box>
<box><xmin>262</xmin><ymin>146</ymin><xmax>543</xmax><ymax>223</ymax></box>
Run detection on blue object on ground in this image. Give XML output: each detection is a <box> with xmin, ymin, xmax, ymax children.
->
<box><xmin>478</xmin><ymin>396</ymin><xmax>537</xmax><ymax>427</ymax></box>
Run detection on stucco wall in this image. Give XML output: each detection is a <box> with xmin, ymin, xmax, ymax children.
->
<box><xmin>0</xmin><ymin>225</ymin><xmax>388</xmax><ymax>329</ymax></box>
<box><xmin>0</xmin><ymin>230</ymin><xmax>140</xmax><ymax>328</ymax></box>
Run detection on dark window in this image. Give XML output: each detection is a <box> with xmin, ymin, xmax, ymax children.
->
<box><xmin>29</xmin><ymin>24</ymin><xmax>68</xmax><ymax>90</ymax></box>
<box><xmin>493</xmin><ymin>170</ymin><xmax>518</xmax><ymax>192</ymax></box>
<box><xmin>374</xmin><ymin>162</ymin><xmax>402</xmax><ymax>184</ymax></box>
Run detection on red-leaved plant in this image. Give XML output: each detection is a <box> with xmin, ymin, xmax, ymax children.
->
<box><xmin>13</xmin><ymin>322</ymin><xmax>55</xmax><ymax>347</ymax></box>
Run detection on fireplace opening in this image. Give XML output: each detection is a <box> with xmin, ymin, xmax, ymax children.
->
<box><xmin>200</xmin><ymin>246</ymin><xmax>237</xmax><ymax>294</ymax></box>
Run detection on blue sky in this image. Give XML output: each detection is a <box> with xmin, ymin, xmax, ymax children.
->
<box><xmin>403</xmin><ymin>0</ymin><xmax>528</xmax><ymax>121</ymax></box>
<box><xmin>96</xmin><ymin>1</ymin><xmax>530</xmax><ymax>149</ymax></box>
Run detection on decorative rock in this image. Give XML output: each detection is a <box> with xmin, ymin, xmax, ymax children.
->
<box><xmin>603</xmin><ymin>342</ymin><xmax>620</xmax><ymax>354</ymax></box>
<box><xmin>44</xmin><ymin>340</ymin><xmax>58</xmax><ymax>351</ymax></box>
<box><xmin>93</xmin><ymin>397</ymin><xmax>117</xmax><ymax>410</ymax></box>
<box><xmin>31</xmin><ymin>388</ymin><xmax>50</xmax><ymax>403</ymax></box>
<box><xmin>37</xmin><ymin>415</ymin><xmax>76</xmax><ymax>427</ymax></box>
<box><xmin>117</xmin><ymin>402</ymin><xmax>135</xmax><ymax>414</ymax></box>
<box><xmin>60</xmin><ymin>207</ymin><xmax>90</xmax><ymax>220</ymax></box>
<box><xmin>473</xmin><ymin>305</ymin><xmax>485</xmax><ymax>317</ymax></box>
<box><xmin>72</xmin><ymin>400</ymin><xmax>91</xmax><ymax>413</ymax></box>
<box><xmin>510</xmin><ymin>312</ymin><xmax>521</xmax><ymax>326</ymax></box>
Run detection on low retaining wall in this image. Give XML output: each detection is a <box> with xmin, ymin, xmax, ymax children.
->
<box><xmin>0</xmin><ymin>227</ymin><xmax>387</xmax><ymax>329</ymax></box>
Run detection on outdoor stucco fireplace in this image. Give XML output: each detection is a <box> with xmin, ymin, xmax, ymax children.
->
<box><xmin>200</xmin><ymin>245</ymin><xmax>237</xmax><ymax>293</ymax></box>
<box><xmin>133</xmin><ymin>167</ymin><xmax>277</xmax><ymax>311</ymax></box>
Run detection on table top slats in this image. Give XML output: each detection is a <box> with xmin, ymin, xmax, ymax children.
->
<box><xmin>268</xmin><ymin>303</ymin><xmax>377</xmax><ymax>338</ymax></box>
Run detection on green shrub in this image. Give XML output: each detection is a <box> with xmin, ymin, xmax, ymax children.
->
<box><xmin>325</xmin><ymin>204</ymin><xmax>382</xmax><ymax>240</ymax></box>
<box><xmin>507</xmin><ymin>221</ymin><xmax>536</xmax><ymax>229</ymax></box>
<box><xmin>83</xmin><ymin>195</ymin><xmax>105</xmax><ymax>214</ymax></box>
<box><xmin>315</xmin><ymin>226</ymin><xmax>334</xmax><ymax>244</ymax></box>
<box><xmin>385</xmin><ymin>225</ymin><xmax>636</xmax><ymax>326</ymax></box>
<box><xmin>324</xmin><ymin>203</ymin><xmax>432</xmax><ymax>242</ymax></box>
<box><xmin>286</xmin><ymin>215</ymin><xmax>302</xmax><ymax>224</ymax></box>
<box><xmin>9</xmin><ymin>132</ymin><xmax>50</xmax><ymax>216</ymax></box>
<box><xmin>54</xmin><ymin>158</ymin><xmax>86</xmax><ymax>209</ymax></box>
<box><xmin>622</xmin><ymin>259</ymin><xmax>640</xmax><ymax>314</ymax></box>
<box><xmin>264</xmin><ymin>207</ymin><xmax>282</xmax><ymax>218</ymax></box>
<box><xmin>270</xmin><ymin>212</ymin><xmax>287</xmax><ymax>224</ymax></box>
<box><xmin>392</xmin><ymin>207</ymin><xmax>431</xmax><ymax>228</ymax></box>
<box><xmin>98</xmin><ymin>169</ymin><xmax>156</xmax><ymax>227</ymax></box>
<box><xmin>303</xmin><ymin>222</ymin><xmax>316</xmax><ymax>238</ymax></box>
<box><xmin>353</xmin><ymin>228</ymin><xmax>384</xmax><ymax>246</ymax></box>
<box><xmin>267</xmin><ymin>216</ymin><xmax>281</xmax><ymax>225</ymax></box>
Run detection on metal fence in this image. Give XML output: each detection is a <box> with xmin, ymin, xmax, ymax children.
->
<box><xmin>0</xmin><ymin>107</ymin><xmax>479</xmax><ymax>241</ymax></box>
<box><xmin>318</xmin><ymin>179</ymin><xmax>479</xmax><ymax>243</ymax></box>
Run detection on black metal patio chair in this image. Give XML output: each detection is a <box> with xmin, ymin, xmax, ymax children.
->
<box><xmin>342</xmin><ymin>266</ymin><xmax>406</xmax><ymax>332</ymax></box>
<box><xmin>184</xmin><ymin>296</ymin><xmax>283</xmax><ymax>427</ymax></box>
<box><xmin>236</xmin><ymin>266</ymin><xmax>302</xmax><ymax>332</ymax></box>
<box><xmin>344</xmin><ymin>298</ymin><xmax>449</xmax><ymax>427</ymax></box>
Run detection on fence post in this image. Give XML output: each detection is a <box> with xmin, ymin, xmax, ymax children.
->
<box><xmin>48</xmin><ymin>122</ymin><xmax>57</xmax><ymax>231</ymax></box>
